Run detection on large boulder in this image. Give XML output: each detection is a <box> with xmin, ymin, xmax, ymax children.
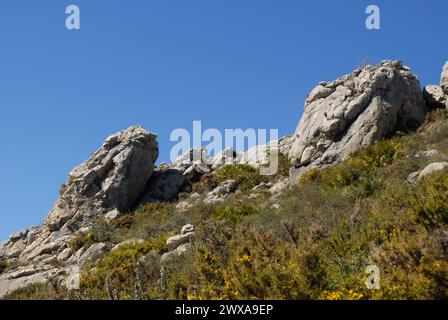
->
<box><xmin>46</xmin><ymin>125</ymin><xmax>158</xmax><ymax>231</ymax></box>
<box><xmin>288</xmin><ymin>60</ymin><xmax>427</xmax><ymax>182</ymax></box>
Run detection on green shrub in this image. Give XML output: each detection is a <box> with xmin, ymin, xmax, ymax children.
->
<box><xmin>299</xmin><ymin>168</ymin><xmax>322</xmax><ymax>185</ymax></box>
<box><xmin>80</xmin><ymin>238</ymin><xmax>166</xmax><ymax>299</ymax></box>
<box><xmin>69</xmin><ymin>233</ymin><xmax>94</xmax><ymax>252</ymax></box>
<box><xmin>91</xmin><ymin>218</ymin><xmax>115</xmax><ymax>243</ymax></box>
<box><xmin>355</xmin><ymin>140</ymin><xmax>404</xmax><ymax>170</ymax></box>
<box><xmin>192</xmin><ymin>172</ymin><xmax>219</xmax><ymax>194</ymax></box>
<box><xmin>409</xmin><ymin>168</ymin><xmax>448</xmax><ymax>227</ymax></box>
<box><xmin>215</xmin><ymin>164</ymin><xmax>266</xmax><ymax>192</ymax></box>
<box><xmin>211</xmin><ymin>203</ymin><xmax>259</xmax><ymax>224</ymax></box>
<box><xmin>316</xmin><ymin>140</ymin><xmax>404</xmax><ymax>190</ymax></box>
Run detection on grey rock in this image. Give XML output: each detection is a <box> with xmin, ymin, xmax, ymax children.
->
<box><xmin>407</xmin><ymin>171</ymin><xmax>421</xmax><ymax>184</ymax></box>
<box><xmin>211</xmin><ymin>147</ymin><xmax>237</xmax><ymax>169</ymax></box>
<box><xmin>189</xmin><ymin>193</ymin><xmax>201</xmax><ymax>200</ymax></box>
<box><xmin>76</xmin><ymin>243</ymin><xmax>107</xmax><ymax>266</ymax></box>
<box><xmin>288</xmin><ymin>61</ymin><xmax>427</xmax><ymax>183</ymax></box>
<box><xmin>166</xmin><ymin>233</ymin><xmax>194</xmax><ymax>251</ymax></box>
<box><xmin>111</xmin><ymin>239</ymin><xmax>145</xmax><ymax>251</ymax></box>
<box><xmin>57</xmin><ymin>248</ymin><xmax>73</xmax><ymax>262</ymax></box>
<box><xmin>418</xmin><ymin>162</ymin><xmax>448</xmax><ymax>180</ymax></box>
<box><xmin>203</xmin><ymin>180</ymin><xmax>239</xmax><ymax>205</ymax></box>
<box><xmin>235</xmin><ymin>140</ymin><xmax>279</xmax><ymax>167</ymax></box>
<box><xmin>423</xmin><ymin>85</ymin><xmax>447</xmax><ymax>109</ymax></box>
<box><xmin>172</xmin><ymin>148</ymin><xmax>211</xmax><ymax>171</ymax></box>
<box><xmin>181</xmin><ymin>224</ymin><xmax>195</xmax><ymax>235</ymax></box>
<box><xmin>9</xmin><ymin>229</ymin><xmax>29</xmax><ymax>242</ymax></box>
<box><xmin>139</xmin><ymin>168</ymin><xmax>186</xmax><ymax>203</ymax></box>
<box><xmin>160</xmin><ymin>243</ymin><xmax>193</xmax><ymax>264</ymax></box>
<box><xmin>413</xmin><ymin>150</ymin><xmax>439</xmax><ymax>158</ymax></box>
<box><xmin>183</xmin><ymin>163</ymin><xmax>211</xmax><ymax>181</ymax></box>
<box><xmin>46</xmin><ymin>125</ymin><xmax>158</xmax><ymax>231</ymax></box>
<box><xmin>175</xmin><ymin>201</ymin><xmax>194</xmax><ymax>212</ymax></box>
<box><xmin>0</xmin><ymin>264</ymin><xmax>64</xmax><ymax>298</ymax></box>
<box><xmin>104</xmin><ymin>209</ymin><xmax>121</xmax><ymax>222</ymax></box>
<box><xmin>269</xmin><ymin>178</ymin><xmax>290</xmax><ymax>194</ymax></box>
<box><xmin>442</xmin><ymin>62</ymin><xmax>448</xmax><ymax>94</ymax></box>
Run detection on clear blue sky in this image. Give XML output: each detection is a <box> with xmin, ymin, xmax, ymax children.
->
<box><xmin>0</xmin><ymin>0</ymin><xmax>447</xmax><ymax>241</ymax></box>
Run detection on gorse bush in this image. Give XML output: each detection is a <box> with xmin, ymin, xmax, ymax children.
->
<box><xmin>80</xmin><ymin>238</ymin><xmax>167</xmax><ymax>300</ymax></box>
<box><xmin>300</xmin><ymin>140</ymin><xmax>404</xmax><ymax>195</ymax></box>
<box><xmin>408</xmin><ymin>169</ymin><xmax>448</xmax><ymax>227</ymax></box>
<box><xmin>211</xmin><ymin>202</ymin><xmax>259</xmax><ymax>224</ymax></box>
<box><xmin>69</xmin><ymin>233</ymin><xmax>94</xmax><ymax>252</ymax></box>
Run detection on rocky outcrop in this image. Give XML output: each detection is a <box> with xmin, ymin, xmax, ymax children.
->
<box><xmin>3</xmin><ymin>59</ymin><xmax>448</xmax><ymax>299</ymax></box>
<box><xmin>46</xmin><ymin>125</ymin><xmax>158</xmax><ymax>231</ymax></box>
<box><xmin>138</xmin><ymin>167</ymin><xmax>186</xmax><ymax>203</ymax></box>
<box><xmin>288</xmin><ymin>60</ymin><xmax>428</xmax><ymax>183</ymax></box>
<box><xmin>203</xmin><ymin>180</ymin><xmax>239</xmax><ymax>205</ymax></box>
<box><xmin>423</xmin><ymin>85</ymin><xmax>447</xmax><ymax>109</ymax></box>
<box><xmin>423</xmin><ymin>61</ymin><xmax>448</xmax><ymax>109</ymax></box>
<box><xmin>0</xmin><ymin>263</ymin><xmax>65</xmax><ymax>298</ymax></box>
<box><xmin>0</xmin><ymin>126</ymin><xmax>159</xmax><ymax>298</ymax></box>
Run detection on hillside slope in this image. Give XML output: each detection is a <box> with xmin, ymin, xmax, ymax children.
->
<box><xmin>1</xmin><ymin>60</ymin><xmax>448</xmax><ymax>300</ymax></box>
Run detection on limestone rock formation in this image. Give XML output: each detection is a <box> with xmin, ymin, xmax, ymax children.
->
<box><xmin>288</xmin><ymin>60</ymin><xmax>428</xmax><ymax>182</ymax></box>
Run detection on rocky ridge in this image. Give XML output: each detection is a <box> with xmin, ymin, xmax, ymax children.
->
<box><xmin>1</xmin><ymin>60</ymin><xmax>447</xmax><ymax>298</ymax></box>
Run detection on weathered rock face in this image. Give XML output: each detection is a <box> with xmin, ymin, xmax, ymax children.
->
<box><xmin>423</xmin><ymin>85</ymin><xmax>447</xmax><ymax>109</ymax></box>
<box><xmin>46</xmin><ymin>126</ymin><xmax>158</xmax><ymax>231</ymax></box>
<box><xmin>138</xmin><ymin>168</ymin><xmax>186</xmax><ymax>203</ymax></box>
<box><xmin>423</xmin><ymin>61</ymin><xmax>448</xmax><ymax>109</ymax></box>
<box><xmin>0</xmin><ymin>263</ymin><xmax>65</xmax><ymax>298</ymax></box>
<box><xmin>0</xmin><ymin>126</ymin><xmax>159</xmax><ymax>298</ymax></box>
<box><xmin>203</xmin><ymin>180</ymin><xmax>239</xmax><ymax>205</ymax></box>
<box><xmin>288</xmin><ymin>60</ymin><xmax>427</xmax><ymax>182</ymax></box>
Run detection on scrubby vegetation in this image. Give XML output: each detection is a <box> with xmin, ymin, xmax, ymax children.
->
<box><xmin>215</xmin><ymin>164</ymin><xmax>267</xmax><ymax>192</ymax></box>
<box><xmin>9</xmin><ymin>110</ymin><xmax>448</xmax><ymax>300</ymax></box>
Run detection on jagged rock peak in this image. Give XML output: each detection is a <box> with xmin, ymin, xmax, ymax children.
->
<box><xmin>288</xmin><ymin>60</ymin><xmax>427</xmax><ymax>182</ymax></box>
<box><xmin>45</xmin><ymin>125</ymin><xmax>159</xmax><ymax>232</ymax></box>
